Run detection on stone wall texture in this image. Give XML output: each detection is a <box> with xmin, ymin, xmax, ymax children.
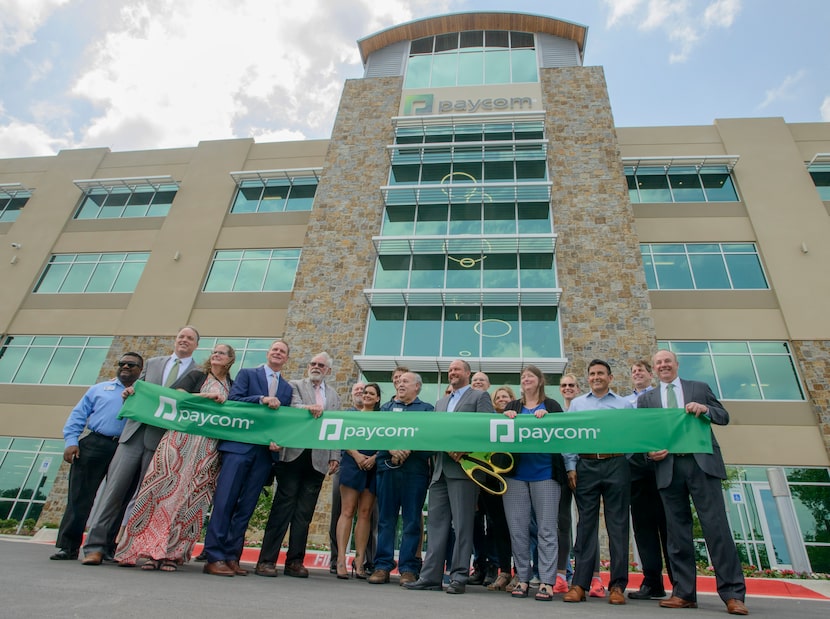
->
<box><xmin>791</xmin><ymin>340</ymin><xmax>830</xmax><ymax>460</ymax></box>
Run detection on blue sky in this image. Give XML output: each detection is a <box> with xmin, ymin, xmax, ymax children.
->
<box><xmin>1</xmin><ymin>0</ymin><xmax>828</xmax><ymax>157</ymax></box>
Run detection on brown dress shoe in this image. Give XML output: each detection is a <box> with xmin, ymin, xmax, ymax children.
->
<box><xmin>226</xmin><ymin>560</ymin><xmax>248</xmax><ymax>576</ymax></box>
<box><xmin>368</xmin><ymin>568</ymin><xmax>390</xmax><ymax>584</ymax></box>
<box><xmin>398</xmin><ymin>571</ymin><xmax>417</xmax><ymax>586</ymax></box>
<box><xmin>203</xmin><ymin>561</ymin><xmax>235</xmax><ymax>577</ymax></box>
<box><xmin>659</xmin><ymin>595</ymin><xmax>698</xmax><ymax>609</ymax></box>
<box><xmin>284</xmin><ymin>562</ymin><xmax>309</xmax><ymax>578</ymax></box>
<box><xmin>608</xmin><ymin>586</ymin><xmax>626</xmax><ymax>605</ymax></box>
<box><xmin>563</xmin><ymin>585</ymin><xmax>587</xmax><ymax>603</ymax></box>
<box><xmin>81</xmin><ymin>551</ymin><xmax>103</xmax><ymax>566</ymax></box>
<box><xmin>255</xmin><ymin>562</ymin><xmax>278</xmax><ymax>577</ymax></box>
<box><xmin>726</xmin><ymin>599</ymin><xmax>749</xmax><ymax>615</ymax></box>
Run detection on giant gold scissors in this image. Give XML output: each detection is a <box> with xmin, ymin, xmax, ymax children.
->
<box><xmin>460</xmin><ymin>452</ymin><xmax>515</xmax><ymax>495</ymax></box>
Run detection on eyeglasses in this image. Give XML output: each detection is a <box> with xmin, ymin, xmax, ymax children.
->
<box><xmin>309</xmin><ymin>362</ymin><xmax>328</xmax><ymax>368</ymax></box>
<box><xmin>560</xmin><ymin>383</ymin><xmax>576</xmax><ymax>388</ymax></box>
<box><xmin>117</xmin><ymin>361</ymin><xmax>140</xmax><ymax>369</ymax></box>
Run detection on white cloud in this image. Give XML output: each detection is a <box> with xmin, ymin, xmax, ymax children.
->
<box><xmin>603</xmin><ymin>0</ymin><xmax>742</xmax><ymax>63</ymax></box>
<box><xmin>0</xmin><ymin>113</ymin><xmax>71</xmax><ymax>158</ymax></box>
<box><xmin>758</xmin><ymin>70</ymin><xmax>807</xmax><ymax>110</ymax></box>
<box><xmin>822</xmin><ymin>96</ymin><xmax>830</xmax><ymax>122</ymax></box>
<box><xmin>0</xmin><ymin>0</ymin><xmax>70</xmax><ymax>54</ymax></box>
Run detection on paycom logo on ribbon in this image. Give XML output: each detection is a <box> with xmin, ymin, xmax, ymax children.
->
<box><xmin>154</xmin><ymin>396</ymin><xmax>178</xmax><ymax>421</ymax></box>
<box><xmin>490</xmin><ymin>418</ymin><xmax>515</xmax><ymax>443</ymax></box>
<box><xmin>403</xmin><ymin>94</ymin><xmax>434</xmax><ymax>115</ymax></box>
<box><xmin>319</xmin><ymin>419</ymin><xmax>344</xmax><ymax>441</ymax></box>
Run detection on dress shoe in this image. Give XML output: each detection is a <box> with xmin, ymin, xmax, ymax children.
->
<box><xmin>468</xmin><ymin>565</ymin><xmax>485</xmax><ymax>586</ymax></box>
<box><xmin>203</xmin><ymin>561</ymin><xmax>235</xmax><ymax>577</ymax></box>
<box><xmin>403</xmin><ymin>578</ymin><xmax>443</xmax><ymax>591</ymax></box>
<box><xmin>628</xmin><ymin>584</ymin><xmax>666</xmax><ymax>599</ymax></box>
<box><xmin>563</xmin><ymin>585</ymin><xmax>587</xmax><ymax>603</ymax></box>
<box><xmin>398</xmin><ymin>572</ymin><xmax>417</xmax><ymax>586</ymax></box>
<box><xmin>608</xmin><ymin>586</ymin><xmax>626</xmax><ymax>605</ymax></box>
<box><xmin>726</xmin><ymin>599</ymin><xmax>749</xmax><ymax>615</ymax></box>
<box><xmin>445</xmin><ymin>580</ymin><xmax>466</xmax><ymax>594</ymax></box>
<box><xmin>81</xmin><ymin>551</ymin><xmax>103</xmax><ymax>566</ymax></box>
<box><xmin>329</xmin><ymin>563</ymin><xmax>338</xmax><ymax>574</ymax></box>
<box><xmin>659</xmin><ymin>595</ymin><xmax>698</xmax><ymax>609</ymax></box>
<box><xmin>368</xmin><ymin>568</ymin><xmax>390</xmax><ymax>584</ymax></box>
<box><xmin>284</xmin><ymin>562</ymin><xmax>309</xmax><ymax>578</ymax></box>
<box><xmin>255</xmin><ymin>562</ymin><xmax>279</xmax><ymax>577</ymax></box>
<box><xmin>226</xmin><ymin>560</ymin><xmax>248</xmax><ymax>576</ymax></box>
<box><xmin>483</xmin><ymin>564</ymin><xmax>499</xmax><ymax>586</ymax></box>
<box><xmin>194</xmin><ymin>551</ymin><xmax>207</xmax><ymax>562</ymax></box>
<box><xmin>50</xmin><ymin>549</ymin><xmax>78</xmax><ymax>561</ymax></box>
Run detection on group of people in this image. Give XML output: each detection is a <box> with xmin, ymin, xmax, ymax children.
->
<box><xmin>51</xmin><ymin>327</ymin><xmax>749</xmax><ymax>615</ymax></box>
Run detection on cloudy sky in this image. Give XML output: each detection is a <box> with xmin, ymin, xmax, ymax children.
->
<box><xmin>1</xmin><ymin>0</ymin><xmax>828</xmax><ymax>158</ymax></box>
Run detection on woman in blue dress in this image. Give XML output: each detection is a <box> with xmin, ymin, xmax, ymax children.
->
<box><xmin>335</xmin><ymin>383</ymin><xmax>380</xmax><ymax>579</ymax></box>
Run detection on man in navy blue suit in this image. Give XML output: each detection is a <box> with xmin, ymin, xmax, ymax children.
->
<box><xmin>202</xmin><ymin>339</ymin><xmax>292</xmax><ymax>577</ymax></box>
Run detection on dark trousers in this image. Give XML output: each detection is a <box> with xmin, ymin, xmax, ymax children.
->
<box><xmin>472</xmin><ymin>490</ymin><xmax>511</xmax><ymax>571</ymax></box>
<box><xmin>660</xmin><ymin>455</ymin><xmax>745</xmax><ymax>603</ymax></box>
<box><xmin>572</xmin><ymin>456</ymin><xmax>630</xmax><ymax>590</ymax></box>
<box><xmin>259</xmin><ymin>449</ymin><xmax>325</xmax><ymax>565</ymax></box>
<box><xmin>56</xmin><ymin>433</ymin><xmax>119</xmax><ymax>553</ymax></box>
<box><xmin>630</xmin><ymin>459</ymin><xmax>671</xmax><ymax>589</ymax></box>
<box><xmin>557</xmin><ymin>483</ymin><xmax>573</xmax><ymax>572</ymax></box>
<box><xmin>375</xmin><ymin>467</ymin><xmax>429</xmax><ymax>574</ymax></box>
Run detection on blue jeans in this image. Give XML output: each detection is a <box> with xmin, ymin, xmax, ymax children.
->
<box><xmin>374</xmin><ymin>467</ymin><xmax>429</xmax><ymax>575</ymax></box>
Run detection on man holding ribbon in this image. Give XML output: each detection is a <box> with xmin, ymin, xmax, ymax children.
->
<box><xmin>82</xmin><ymin>327</ymin><xmax>200</xmax><ymax>565</ymax></box>
<box><xmin>638</xmin><ymin>350</ymin><xmax>748</xmax><ymax>616</ymax></box>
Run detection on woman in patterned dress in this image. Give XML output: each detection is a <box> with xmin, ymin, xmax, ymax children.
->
<box><xmin>115</xmin><ymin>344</ymin><xmax>236</xmax><ymax>571</ymax></box>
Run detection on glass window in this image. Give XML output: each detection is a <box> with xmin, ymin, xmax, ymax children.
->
<box><xmin>203</xmin><ymin>249</ymin><xmax>300</xmax><ymax>292</ymax></box>
<box><xmin>0</xmin><ymin>189</ymin><xmax>31</xmax><ymax>222</ymax></box>
<box><xmin>229</xmin><ymin>176</ymin><xmax>317</xmax><ymax>213</ymax></box>
<box><xmin>808</xmin><ymin>163</ymin><xmax>830</xmax><ymax>201</ymax></box>
<box><xmin>658</xmin><ymin>340</ymin><xmax>804</xmax><ymax>401</ymax></box>
<box><xmin>0</xmin><ymin>438</ymin><xmax>64</xmax><ymax>529</ymax></box>
<box><xmin>74</xmin><ymin>184</ymin><xmax>177</xmax><ymax>219</ymax></box>
<box><xmin>628</xmin><ymin>166</ymin><xmax>739</xmax><ymax>203</ymax></box>
<box><xmin>0</xmin><ymin>335</ymin><xmax>112</xmax><ymax>385</ymax></box>
<box><xmin>34</xmin><ymin>253</ymin><xmax>149</xmax><ymax>294</ymax></box>
<box><xmin>405</xmin><ymin>30</ymin><xmax>538</xmax><ymax>87</ymax></box>
<box><xmin>642</xmin><ymin>243</ymin><xmax>767</xmax><ymax>290</ymax></box>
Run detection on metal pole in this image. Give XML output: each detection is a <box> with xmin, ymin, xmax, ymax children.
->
<box><xmin>766</xmin><ymin>467</ymin><xmax>812</xmax><ymax>573</ymax></box>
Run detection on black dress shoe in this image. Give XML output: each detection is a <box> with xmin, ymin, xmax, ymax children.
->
<box><xmin>628</xmin><ymin>584</ymin><xmax>666</xmax><ymax>600</ymax></box>
<box><xmin>468</xmin><ymin>568</ymin><xmax>485</xmax><ymax>586</ymax></box>
<box><xmin>50</xmin><ymin>549</ymin><xmax>78</xmax><ymax>561</ymax></box>
<box><xmin>329</xmin><ymin>563</ymin><xmax>337</xmax><ymax>574</ymax></box>
<box><xmin>446</xmin><ymin>580</ymin><xmax>466</xmax><ymax>594</ymax></box>
<box><xmin>403</xmin><ymin>578</ymin><xmax>443</xmax><ymax>591</ymax></box>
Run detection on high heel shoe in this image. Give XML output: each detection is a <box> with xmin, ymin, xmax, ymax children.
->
<box><xmin>353</xmin><ymin>554</ymin><xmax>367</xmax><ymax>580</ymax></box>
<box><xmin>336</xmin><ymin>562</ymin><xmax>350</xmax><ymax>580</ymax></box>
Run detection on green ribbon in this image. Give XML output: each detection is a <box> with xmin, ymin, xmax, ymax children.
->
<box><xmin>119</xmin><ymin>380</ymin><xmax>713</xmax><ymax>454</ymax></box>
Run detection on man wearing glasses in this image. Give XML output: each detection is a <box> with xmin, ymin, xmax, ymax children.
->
<box><xmin>82</xmin><ymin>327</ymin><xmax>200</xmax><ymax>565</ymax></box>
<box><xmin>50</xmin><ymin>353</ymin><xmax>144</xmax><ymax>561</ymax></box>
<box><xmin>255</xmin><ymin>351</ymin><xmax>340</xmax><ymax>578</ymax></box>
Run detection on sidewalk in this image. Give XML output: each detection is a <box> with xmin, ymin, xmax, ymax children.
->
<box><xmin>20</xmin><ymin>531</ymin><xmax>830</xmax><ymax>601</ymax></box>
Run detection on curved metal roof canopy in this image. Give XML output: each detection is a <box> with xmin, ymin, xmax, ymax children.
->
<box><xmin>357</xmin><ymin>11</ymin><xmax>588</xmax><ymax>65</ymax></box>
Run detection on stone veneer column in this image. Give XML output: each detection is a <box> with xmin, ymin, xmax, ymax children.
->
<box><xmin>281</xmin><ymin>77</ymin><xmax>403</xmax><ymax>547</ymax></box>
<box><xmin>791</xmin><ymin>341</ymin><xmax>830</xmax><ymax>460</ymax></box>
<box><xmin>37</xmin><ymin>335</ymin><xmax>186</xmax><ymax>528</ymax></box>
<box><xmin>541</xmin><ymin>66</ymin><xmax>656</xmax><ymax>374</ymax></box>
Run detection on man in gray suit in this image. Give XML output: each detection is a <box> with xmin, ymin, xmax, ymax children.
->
<box><xmin>82</xmin><ymin>326</ymin><xmax>201</xmax><ymax>565</ymax></box>
<box><xmin>405</xmin><ymin>359</ymin><xmax>494</xmax><ymax>594</ymax></box>
<box><xmin>255</xmin><ymin>351</ymin><xmax>340</xmax><ymax>578</ymax></box>
<box><xmin>638</xmin><ymin>349</ymin><xmax>748</xmax><ymax>616</ymax></box>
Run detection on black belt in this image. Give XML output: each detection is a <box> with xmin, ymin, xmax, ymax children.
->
<box><xmin>579</xmin><ymin>453</ymin><xmax>623</xmax><ymax>460</ymax></box>
<box><xmin>90</xmin><ymin>431</ymin><xmax>119</xmax><ymax>442</ymax></box>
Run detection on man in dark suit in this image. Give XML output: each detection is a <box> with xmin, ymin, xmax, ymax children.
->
<box><xmin>82</xmin><ymin>327</ymin><xmax>200</xmax><ymax>565</ymax></box>
<box><xmin>405</xmin><ymin>359</ymin><xmax>494</xmax><ymax>595</ymax></box>
<box><xmin>256</xmin><ymin>351</ymin><xmax>340</xmax><ymax>578</ymax></box>
<box><xmin>638</xmin><ymin>349</ymin><xmax>748</xmax><ymax>616</ymax></box>
<box><xmin>201</xmin><ymin>339</ymin><xmax>292</xmax><ymax>577</ymax></box>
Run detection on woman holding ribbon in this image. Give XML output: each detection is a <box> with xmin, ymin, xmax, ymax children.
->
<box><xmin>116</xmin><ymin>344</ymin><xmax>236</xmax><ymax>571</ymax></box>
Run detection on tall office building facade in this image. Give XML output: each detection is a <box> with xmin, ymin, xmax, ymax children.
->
<box><xmin>0</xmin><ymin>13</ymin><xmax>828</xmax><ymax>571</ymax></box>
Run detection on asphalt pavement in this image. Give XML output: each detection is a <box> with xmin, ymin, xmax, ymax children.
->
<box><xmin>2</xmin><ymin>538</ymin><xmax>828</xmax><ymax>619</ymax></box>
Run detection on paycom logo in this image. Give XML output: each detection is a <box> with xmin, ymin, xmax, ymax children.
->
<box><xmin>403</xmin><ymin>94</ymin><xmax>434</xmax><ymax>115</ymax></box>
<box><xmin>319</xmin><ymin>419</ymin><xmax>344</xmax><ymax>440</ymax></box>
<box><xmin>154</xmin><ymin>396</ymin><xmax>178</xmax><ymax>421</ymax></box>
<box><xmin>490</xmin><ymin>418</ymin><xmax>515</xmax><ymax>443</ymax></box>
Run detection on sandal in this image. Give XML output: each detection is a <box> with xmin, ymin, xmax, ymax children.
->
<box><xmin>487</xmin><ymin>572</ymin><xmax>512</xmax><ymax>591</ymax></box>
<box><xmin>140</xmin><ymin>559</ymin><xmax>160</xmax><ymax>571</ymax></box>
<box><xmin>535</xmin><ymin>584</ymin><xmax>554</xmax><ymax>601</ymax></box>
<box><xmin>511</xmin><ymin>582</ymin><xmax>529</xmax><ymax>598</ymax></box>
<box><xmin>159</xmin><ymin>560</ymin><xmax>178</xmax><ymax>572</ymax></box>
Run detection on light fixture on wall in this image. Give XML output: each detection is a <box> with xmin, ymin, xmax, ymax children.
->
<box><xmin>173</xmin><ymin>251</ymin><xmax>181</xmax><ymax>261</ymax></box>
<box><xmin>800</xmin><ymin>241</ymin><xmax>809</xmax><ymax>254</ymax></box>
<box><xmin>10</xmin><ymin>255</ymin><xmax>18</xmax><ymax>265</ymax></box>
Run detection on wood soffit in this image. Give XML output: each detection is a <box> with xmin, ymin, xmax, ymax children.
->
<box><xmin>357</xmin><ymin>12</ymin><xmax>588</xmax><ymax>64</ymax></box>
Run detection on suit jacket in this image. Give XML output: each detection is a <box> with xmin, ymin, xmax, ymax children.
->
<box><xmin>224</xmin><ymin>366</ymin><xmax>293</xmax><ymax>455</ymax></box>
<box><xmin>637</xmin><ymin>378</ymin><xmax>729</xmax><ymax>489</ymax></box>
<box><xmin>280</xmin><ymin>377</ymin><xmax>341</xmax><ymax>474</ymax></box>
<box><xmin>433</xmin><ymin>387</ymin><xmax>494</xmax><ymax>481</ymax></box>
<box><xmin>120</xmin><ymin>354</ymin><xmax>199</xmax><ymax>449</ymax></box>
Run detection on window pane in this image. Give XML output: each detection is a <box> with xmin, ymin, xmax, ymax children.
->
<box><xmin>431</xmin><ymin>53</ymin><xmax>458</xmax><ymax>87</ymax></box>
<box><xmin>286</xmin><ymin>183</ymin><xmax>316</xmax><ymax>211</ymax></box>
<box><xmin>713</xmin><ymin>355</ymin><xmax>761</xmax><ymax>399</ymax></box>
<box><xmin>636</xmin><ymin>170</ymin><xmax>672</xmax><ymax>202</ymax></box>
<box><xmin>382</xmin><ymin>205</ymin><xmax>415</xmax><ymax>236</ymax></box>
<box><xmin>410</xmin><ymin>255</ymin><xmax>445</xmax><ymax>288</ymax></box>
<box><xmin>521</xmin><ymin>307</ymin><xmax>560</xmax><ymax>357</ymax></box>
<box><xmin>415</xmin><ymin>204</ymin><xmax>448</xmax><ymax>235</ymax></box>
<box><xmin>689</xmin><ymin>254</ymin><xmax>730</xmax><ymax>288</ymax></box>
<box><xmin>484</xmin><ymin>50</ymin><xmax>510</xmax><ymax>84</ymax></box>
<box><xmin>365</xmin><ymin>308</ymin><xmax>404</xmax><ymax>355</ymax></box>
<box><xmin>204</xmin><ymin>260</ymin><xmax>238</xmax><ymax>292</ymax></box>
<box><xmin>35</xmin><ymin>263</ymin><xmax>70</xmax><ymax>293</ymax></box>
<box><xmin>111</xmin><ymin>262</ymin><xmax>146</xmax><ymax>292</ymax></box>
<box><xmin>726</xmin><ymin>254</ymin><xmax>768</xmax><ymax>289</ymax></box>
<box><xmin>457</xmin><ymin>51</ymin><xmax>484</xmax><ymax>85</ymax></box>
<box><xmin>70</xmin><ymin>347</ymin><xmax>109</xmax><ymax>385</ymax></box>
<box><xmin>443</xmin><ymin>307</ymin><xmax>480</xmax><ymax>357</ymax></box>
<box><xmin>481</xmin><ymin>307</ymin><xmax>520</xmax><ymax>357</ymax></box>
<box><xmin>517</xmin><ymin>202</ymin><xmax>551</xmax><ymax>234</ymax></box>
<box><xmin>14</xmin><ymin>348</ymin><xmax>52</xmax><ymax>383</ymax></box>
<box><xmin>446</xmin><ymin>256</ymin><xmax>481</xmax><ymax>288</ymax></box>
<box><xmin>483</xmin><ymin>254</ymin><xmax>518</xmax><ymax>288</ymax></box>
<box><xmin>701</xmin><ymin>171</ymin><xmax>739</xmax><ymax>201</ymax></box>
<box><xmin>375</xmin><ymin>255</ymin><xmax>410</xmax><ymax>288</ymax></box>
<box><xmin>404</xmin><ymin>55</ymin><xmax>432</xmax><ymax>89</ymax></box>
<box><xmin>263</xmin><ymin>255</ymin><xmax>299</xmax><ymax>291</ymax></box>
<box><xmin>232</xmin><ymin>184</ymin><xmax>262</xmax><ymax>213</ymax></box>
<box><xmin>233</xmin><ymin>258</ymin><xmax>268</xmax><ymax>291</ymax></box>
<box><xmin>403</xmin><ymin>307</ymin><xmax>442</xmax><ymax>356</ymax></box>
<box><xmin>668</xmin><ymin>172</ymin><xmax>705</xmax><ymax>202</ymax></box>
<box><xmin>655</xmin><ymin>254</ymin><xmax>693</xmax><ymax>289</ymax></box>
<box><xmin>642</xmin><ymin>253</ymin><xmax>658</xmax><ymax>289</ymax></box>
<box><xmin>484</xmin><ymin>202</ymin><xmax>516</xmax><ymax>234</ymax></box>
<box><xmin>260</xmin><ymin>184</ymin><xmax>288</xmax><ymax>212</ymax></box>
<box><xmin>0</xmin><ymin>346</ymin><xmax>26</xmax><ymax>382</ymax></box>
<box><xmin>518</xmin><ymin>253</ymin><xmax>555</xmax><ymax>288</ymax></box>
<box><xmin>511</xmin><ymin>49</ymin><xmax>538</xmax><ymax>82</ymax></box>
<box><xmin>86</xmin><ymin>261</ymin><xmax>120</xmax><ymax>292</ymax></box>
<box><xmin>754</xmin><ymin>355</ymin><xmax>803</xmax><ymax>400</ymax></box>
<box><xmin>41</xmin><ymin>347</ymin><xmax>79</xmax><ymax>384</ymax></box>
<box><xmin>675</xmin><ymin>353</ymin><xmax>716</xmax><ymax>386</ymax></box>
